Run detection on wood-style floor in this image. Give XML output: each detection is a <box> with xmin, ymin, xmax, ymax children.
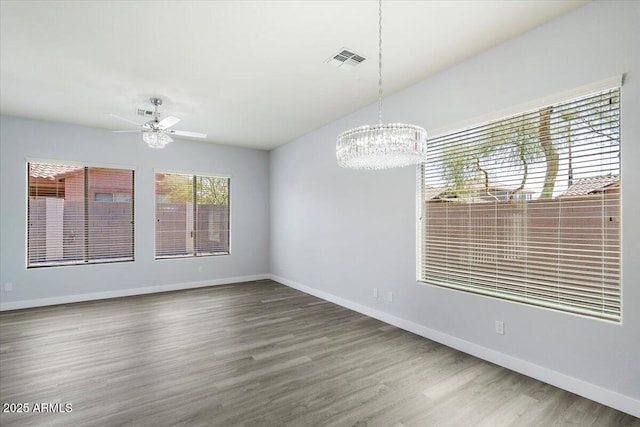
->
<box><xmin>0</xmin><ymin>280</ymin><xmax>637</xmax><ymax>427</ymax></box>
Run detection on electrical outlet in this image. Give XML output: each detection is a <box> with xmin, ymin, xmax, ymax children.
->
<box><xmin>495</xmin><ymin>320</ymin><xmax>505</xmax><ymax>335</ymax></box>
<box><xmin>4</xmin><ymin>282</ymin><xmax>13</xmax><ymax>292</ymax></box>
<box><xmin>198</xmin><ymin>266</ymin><xmax>203</xmax><ymax>273</ymax></box>
<box><xmin>373</xmin><ymin>288</ymin><xmax>378</xmax><ymax>298</ymax></box>
<box><xmin>387</xmin><ymin>291</ymin><xmax>393</xmax><ymax>303</ymax></box>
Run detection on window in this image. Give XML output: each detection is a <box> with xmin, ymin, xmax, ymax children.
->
<box><xmin>27</xmin><ymin>162</ymin><xmax>135</xmax><ymax>267</ymax></box>
<box><xmin>155</xmin><ymin>172</ymin><xmax>230</xmax><ymax>258</ymax></box>
<box><xmin>419</xmin><ymin>87</ymin><xmax>621</xmax><ymax>321</ymax></box>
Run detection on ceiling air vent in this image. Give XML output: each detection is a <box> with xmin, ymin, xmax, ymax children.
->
<box><xmin>326</xmin><ymin>48</ymin><xmax>366</xmax><ymax>70</ymax></box>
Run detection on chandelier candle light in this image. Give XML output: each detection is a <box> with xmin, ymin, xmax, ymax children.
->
<box><xmin>336</xmin><ymin>0</ymin><xmax>427</xmax><ymax>170</ymax></box>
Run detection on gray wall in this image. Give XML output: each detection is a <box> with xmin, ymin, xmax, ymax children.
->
<box><xmin>270</xmin><ymin>0</ymin><xmax>639</xmax><ymax>412</ymax></box>
<box><xmin>1</xmin><ymin>116</ymin><xmax>270</xmax><ymax>305</ymax></box>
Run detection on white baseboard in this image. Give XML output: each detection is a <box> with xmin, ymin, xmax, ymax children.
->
<box><xmin>0</xmin><ymin>274</ymin><xmax>270</xmax><ymax>311</ymax></box>
<box><xmin>270</xmin><ymin>274</ymin><xmax>640</xmax><ymax>418</ymax></box>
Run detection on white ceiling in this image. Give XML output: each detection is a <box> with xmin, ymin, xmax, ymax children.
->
<box><xmin>0</xmin><ymin>0</ymin><xmax>588</xmax><ymax>150</ymax></box>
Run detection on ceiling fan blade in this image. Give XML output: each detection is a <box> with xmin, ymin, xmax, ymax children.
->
<box><xmin>157</xmin><ymin>116</ymin><xmax>181</xmax><ymax>129</ymax></box>
<box><xmin>168</xmin><ymin>130</ymin><xmax>207</xmax><ymax>138</ymax></box>
<box><xmin>105</xmin><ymin>113</ymin><xmax>141</xmax><ymax>127</ymax></box>
<box><xmin>112</xmin><ymin>130</ymin><xmax>142</xmax><ymax>133</ymax></box>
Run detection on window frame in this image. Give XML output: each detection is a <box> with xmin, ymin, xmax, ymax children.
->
<box><xmin>417</xmin><ymin>83</ymin><xmax>622</xmax><ymax>322</ymax></box>
<box><xmin>26</xmin><ymin>159</ymin><xmax>136</xmax><ymax>268</ymax></box>
<box><xmin>154</xmin><ymin>170</ymin><xmax>231</xmax><ymax>260</ymax></box>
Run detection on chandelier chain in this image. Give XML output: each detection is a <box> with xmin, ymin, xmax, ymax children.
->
<box><xmin>335</xmin><ymin>0</ymin><xmax>428</xmax><ymax>170</ymax></box>
<box><xmin>378</xmin><ymin>0</ymin><xmax>383</xmax><ymax>125</ymax></box>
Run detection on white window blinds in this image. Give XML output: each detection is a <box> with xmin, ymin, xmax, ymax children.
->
<box><xmin>418</xmin><ymin>87</ymin><xmax>621</xmax><ymax>321</ymax></box>
<box><xmin>27</xmin><ymin>162</ymin><xmax>135</xmax><ymax>267</ymax></box>
<box><xmin>155</xmin><ymin>172</ymin><xmax>230</xmax><ymax>258</ymax></box>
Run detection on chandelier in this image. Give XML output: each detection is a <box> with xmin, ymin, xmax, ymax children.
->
<box><xmin>336</xmin><ymin>0</ymin><xmax>427</xmax><ymax>170</ymax></box>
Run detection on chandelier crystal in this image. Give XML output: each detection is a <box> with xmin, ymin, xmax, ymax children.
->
<box><xmin>336</xmin><ymin>0</ymin><xmax>427</xmax><ymax>170</ymax></box>
<box><xmin>337</xmin><ymin>123</ymin><xmax>427</xmax><ymax>169</ymax></box>
<box><xmin>143</xmin><ymin>131</ymin><xmax>172</xmax><ymax>149</ymax></box>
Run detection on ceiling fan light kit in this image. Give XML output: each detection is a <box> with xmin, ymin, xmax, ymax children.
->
<box><xmin>142</xmin><ymin>130</ymin><xmax>173</xmax><ymax>149</ymax></box>
<box><xmin>108</xmin><ymin>97</ymin><xmax>206</xmax><ymax>149</ymax></box>
<box><xmin>336</xmin><ymin>0</ymin><xmax>427</xmax><ymax>170</ymax></box>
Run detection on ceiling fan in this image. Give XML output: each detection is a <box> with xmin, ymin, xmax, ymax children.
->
<box><xmin>107</xmin><ymin>97</ymin><xmax>207</xmax><ymax>149</ymax></box>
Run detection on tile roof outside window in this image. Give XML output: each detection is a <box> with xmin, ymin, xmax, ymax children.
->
<box><xmin>29</xmin><ymin>163</ymin><xmax>83</xmax><ymax>180</ymax></box>
<box><xmin>560</xmin><ymin>176</ymin><xmax>620</xmax><ymax>197</ymax></box>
